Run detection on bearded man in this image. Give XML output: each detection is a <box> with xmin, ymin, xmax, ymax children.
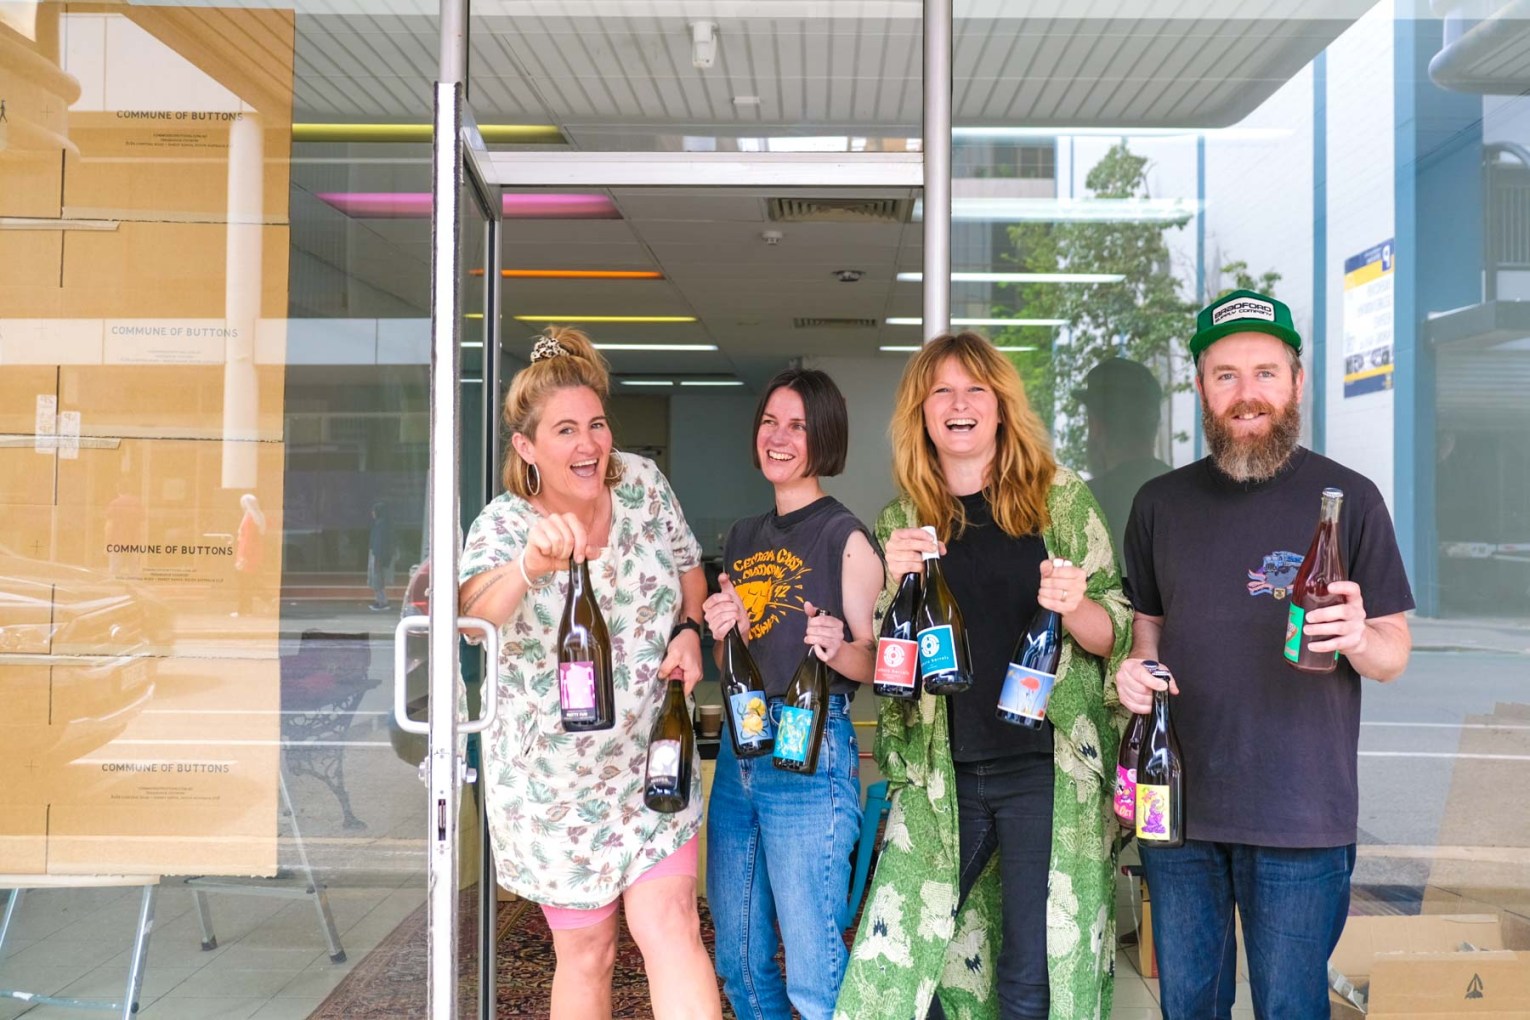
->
<box><xmin>1115</xmin><ymin>290</ymin><xmax>1415</xmax><ymax>1020</ymax></box>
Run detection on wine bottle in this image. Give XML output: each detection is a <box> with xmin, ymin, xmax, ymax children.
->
<box><xmin>997</xmin><ymin>568</ymin><xmax>1064</xmax><ymax>727</ymax></box>
<box><xmin>557</xmin><ymin>557</ymin><xmax>614</xmax><ymax>731</ymax></box>
<box><xmin>1285</xmin><ymin>487</ymin><xmax>1346</xmax><ymax>674</ymax></box>
<box><xmin>914</xmin><ymin>525</ymin><xmax>973</xmax><ymax>695</ymax></box>
<box><xmin>1135</xmin><ymin>666</ymin><xmax>1184</xmax><ymax>848</ymax></box>
<box><xmin>773</xmin><ymin>611</ymin><xmax>830</xmax><ymax>775</ymax></box>
<box><xmin>873</xmin><ymin>570</ymin><xmax>923</xmax><ymax>699</ymax></box>
<box><xmin>644</xmin><ymin>671</ymin><xmax>694</xmax><ymax>813</ymax></box>
<box><xmin>1112</xmin><ymin>660</ymin><xmax>1159</xmax><ymax>830</ymax></box>
<box><xmin>720</xmin><ymin>623</ymin><xmax>774</xmax><ymax>758</ymax></box>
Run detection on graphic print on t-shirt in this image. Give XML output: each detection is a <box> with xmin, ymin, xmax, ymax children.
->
<box><xmin>730</xmin><ymin>548</ymin><xmax>811</xmax><ymax>641</ymax></box>
<box><xmin>1246</xmin><ymin>550</ymin><xmax>1304</xmax><ymax>600</ymax></box>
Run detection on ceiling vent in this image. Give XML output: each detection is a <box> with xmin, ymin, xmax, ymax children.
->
<box><xmin>792</xmin><ymin>317</ymin><xmax>878</xmax><ymax>329</ymax></box>
<box><xmin>768</xmin><ymin>197</ymin><xmax>911</xmax><ymax>224</ymax></box>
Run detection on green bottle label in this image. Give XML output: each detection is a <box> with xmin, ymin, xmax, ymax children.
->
<box><xmin>1284</xmin><ymin>604</ymin><xmax>1305</xmax><ymax>662</ymax></box>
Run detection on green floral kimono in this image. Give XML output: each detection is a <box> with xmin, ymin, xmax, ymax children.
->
<box><xmin>835</xmin><ymin>467</ymin><xmax>1131</xmax><ymax>1020</ymax></box>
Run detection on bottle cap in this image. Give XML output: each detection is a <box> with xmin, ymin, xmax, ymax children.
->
<box><xmin>920</xmin><ymin>524</ymin><xmax>939</xmax><ymax>560</ymax></box>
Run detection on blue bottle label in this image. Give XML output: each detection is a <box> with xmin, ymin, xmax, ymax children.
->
<box><xmin>728</xmin><ymin>690</ymin><xmax>774</xmax><ymax>747</ymax></box>
<box><xmin>998</xmin><ymin>663</ymin><xmax>1057</xmax><ymax>721</ymax></box>
<box><xmin>917</xmin><ymin>624</ymin><xmax>957</xmax><ymax>675</ymax></box>
<box><xmin>772</xmin><ymin>705</ymin><xmax>816</xmax><ymax>764</ymax></box>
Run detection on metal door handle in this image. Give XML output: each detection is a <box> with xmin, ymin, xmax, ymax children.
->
<box><xmin>393</xmin><ymin>615</ymin><xmax>501</xmax><ymax>735</ymax></box>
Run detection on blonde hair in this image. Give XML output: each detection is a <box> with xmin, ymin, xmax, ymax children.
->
<box><xmin>889</xmin><ymin>332</ymin><xmax>1056</xmax><ymax>541</ymax></box>
<box><xmin>501</xmin><ymin>326</ymin><xmax>623</xmax><ymax>497</ymax></box>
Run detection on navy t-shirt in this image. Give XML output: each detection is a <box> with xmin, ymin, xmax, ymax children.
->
<box><xmin>1123</xmin><ymin>447</ymin><xmax>1415</xmax><ymax>847</ymax></box>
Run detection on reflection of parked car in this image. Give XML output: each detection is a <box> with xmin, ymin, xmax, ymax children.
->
<box><xmin>0</xmin><ymin>548</ymin><xmax>160</xmax><ymax>760</ymax></box>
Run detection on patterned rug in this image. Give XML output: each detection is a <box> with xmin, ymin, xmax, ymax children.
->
<box><xmin>314</xmin><ymin>892</ymin><xmax>794</xmax><ymax>1018</ymax></box>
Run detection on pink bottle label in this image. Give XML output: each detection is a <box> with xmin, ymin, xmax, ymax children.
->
<box><xmin>559</xmin><ymin>661</ymin><xmax>597</xmax><ymax>711</ymax></box>
<box><xmin>1113</xmin><ymin>765</ymin><xmax>1136</xmax><ymax>823</ymax></box>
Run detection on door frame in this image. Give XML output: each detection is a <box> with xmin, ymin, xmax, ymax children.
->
<box><xmin>424</xmin><ymin>1</ymin><xmax>953</xmax><ymax>1016</ymax></box>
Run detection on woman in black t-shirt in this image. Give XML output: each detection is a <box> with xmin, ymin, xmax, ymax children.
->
<box><xmin>700</xmin><ymin>369</ymin><xmax>884</xmax><ymax>1020</ymax></box>
<box><xmin>837</xmin><ymin>332</ymin><xmax>1131</xmax><ymax>1020</ymax></box>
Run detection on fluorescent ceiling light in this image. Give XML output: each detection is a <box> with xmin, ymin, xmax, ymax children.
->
<box><xmin>952</xmin><ymin>126</ymin><xmax>1292</xmax><ymax>141</ymax></box>
<box><xmin>881</xmin><ymin>345</ymin><xmax>1037</xmax><ymax>353</ymax></box>
<box><xmin>465</xmin><ymin>313</ymin><xmax>484</xmax><ymax>320</ymax></box>
<box><xmin>912</xmin><ymin>197</ymin><xmax>1198</xmax><ymax>223</ymax></box>
<box><xmin>595</xmin><ymin>343</ymin><xmax>719</xmax><ymax>351</ymax></box>
<box><xmin>462</xmin><ymin>341</ymin><xmax>484</xmax><ymax>348</ymax></box>
<box><xmin>514</xmin><ymin>315</ymin><xmax>697</xmax><ymax>324</ymax></box>
<box><xmin>470</xmin><ymin>269</ymin><xmax>663</xmax><ymax>280</ymax></box>
<box><xmin>886</xmin><ymin>317</ymin><xmax>1066</xmax><ymax>327</ymax></box>
<box><xmin>294</xmin><ymin>123</ymin><xmax>564</xmax><ymax>144</ymax></box>
<box><xmin>681</xmin><ymin>380</ymin><xmax>743</xmax><ymax>387</ymax></box>
<box><xmin>622</xmin><ymin>380</ymin><xmax>676</xmax><ymax>387</ymax></box>
<box><xmin>316</xmin><ymin>192</ymin><xmax>619</xmax><ymax>220</ymax></box>
<box><xmin>897</xmin><ymin>272</ymin><xmax>1125</xmax><ymax>284</ymax></box>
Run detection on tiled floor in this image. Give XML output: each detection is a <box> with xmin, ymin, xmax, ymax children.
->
<box><xmin>0</xmin><ymin>876</ymin><xmax>1249</xmax><ymax>1019</ymax></box>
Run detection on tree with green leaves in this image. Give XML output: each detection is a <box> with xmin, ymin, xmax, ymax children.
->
<box><xmin>992</xmin><ymin>143</ymin><xmax>1195</xmax><ymax>468</ymax></box>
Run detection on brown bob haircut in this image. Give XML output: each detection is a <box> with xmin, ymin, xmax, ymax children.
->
<box><xmin>750</xmin><ymin>368</ymin><xmax>849</xmax><ymax>478</ymax></box>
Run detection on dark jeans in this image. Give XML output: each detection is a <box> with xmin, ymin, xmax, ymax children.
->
<box><xmin>1140</xmin><ymin>840</ymin><xmax>1356</xmax><ymax>1020</ymax></box>
<box><xmin>928</xmin><ymin>753</ymin><xmax>1054</xmax><ymax>1020</ymax></box>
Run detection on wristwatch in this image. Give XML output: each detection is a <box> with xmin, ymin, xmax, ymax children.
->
<box><xmin>669</xmin><ymin>618</ymin><xmax>702</xmax><ymax>642</ymax></box>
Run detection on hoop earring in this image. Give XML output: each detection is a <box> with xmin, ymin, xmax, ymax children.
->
<box><xmin>525</xmin><ymin>462</ymin><xmax>541</xmax><ymax>496</ymax></box>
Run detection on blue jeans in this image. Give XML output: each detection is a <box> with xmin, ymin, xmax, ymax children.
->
<box><xmin>1140</xmin><ymin>840</ymin><xmax>1356</xmax><ymax>1020</ymax></box>
<box><xmin>706</xmin><ymin>694</ymin><xmax>861</xmax><ymax>1020</ymax></box>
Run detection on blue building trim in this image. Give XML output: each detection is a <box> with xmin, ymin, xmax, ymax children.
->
<box><xmin>1393</xmin><ymin>17</ymin><xmax>1426</xmax><ymax>614</ymax></box>
<box><xmin>1395</xmin><ymin>17</ymin><xmax>1484</xmax><ymax>618</ymax></box>
<box><xmin>1312</xmin><ymin>53</ymin><xmax>1327</xmax><ymax>455</ymax></box>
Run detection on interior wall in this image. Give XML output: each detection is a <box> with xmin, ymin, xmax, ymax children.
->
<box><xmin>803</xmin><ymin>354</ymin><xmax>904</xmax><ymax>532</ymax></box>
<box><xmin>666</xmin><ymin>392</ymin><xmax>772</xmax><ymax>560</ymax></box>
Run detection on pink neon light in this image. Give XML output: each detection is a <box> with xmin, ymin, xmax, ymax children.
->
<box><xmin>316</xmin><ymin>192</ymin><xmax>620</xmax><ymax>219</ymax></box>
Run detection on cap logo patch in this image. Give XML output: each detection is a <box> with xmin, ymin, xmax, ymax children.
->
<box><xmin>1212</xmin><ymin>297</ymin><xmax>1275</xmax><ymax>325</ymax></box>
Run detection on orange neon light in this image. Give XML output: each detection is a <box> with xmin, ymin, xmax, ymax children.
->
<box><xmin>468</xmin><ymin>269</ymin><xmax>664</xmax><ymax>280</ymax></box>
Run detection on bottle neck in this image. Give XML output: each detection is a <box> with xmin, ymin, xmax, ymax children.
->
<box><xmin>1152</xmin><ymin>687</ymin><xmax>1172</xmax><ymax>726</ymax></box>
<box><xmin>1319</xmin><ymin>494</ymin><xmax>1343</xmax><ymax>526</ymax></box>
<box><xmin>570</xmin><ymin>558</ymin><xmax>593</xmax><ymax>595</ymax></box>
<box><xmin>662</xmin><ymin>675</ymin><xmax>687</xmax><ymax>708</ymax></box>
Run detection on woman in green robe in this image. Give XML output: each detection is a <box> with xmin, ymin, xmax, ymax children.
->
<box><xmin>836</xmin><ymin>332</ymin><xmax>1131</xmax><ymax>1020</ymax></box>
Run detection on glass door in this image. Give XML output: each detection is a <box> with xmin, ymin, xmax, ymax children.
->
<box><xmin>404</xmin><ymin>78</ymin><xmax>503</xmax><ymax>1019</ymax></box>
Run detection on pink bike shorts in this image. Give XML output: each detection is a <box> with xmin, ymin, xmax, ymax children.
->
<box><xmin>539</xmin><ymin>832</ymin><xmax>699</xmax><ymax>931</ymax></box>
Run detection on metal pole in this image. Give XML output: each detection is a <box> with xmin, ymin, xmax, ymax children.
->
<box><xmin>439</xmin><ymin>0</ymin><xmax>466</xmax><ymax>86</ymax></box>
<box><xmin>427</xmin><ymin>78</ymin><xmax>465</xmax><ymax>1020</ymax></box>
<box><xmin>923</xmin><ymin>0</ymin><xmax>953</xmax><ymax>340</ymax></box>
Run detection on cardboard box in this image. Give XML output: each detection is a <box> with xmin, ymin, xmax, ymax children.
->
<box><xmin>1329</xmin><ymin>914</ymin><xmax>1530</xmax><ymax>1018</ymax></box>
<box><xmin>1137</xmin><ymin>875</ymin><xmax>1159</xmax><ymax>978</ymax></box>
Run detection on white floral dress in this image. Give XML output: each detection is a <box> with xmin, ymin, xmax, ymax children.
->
<box><xmin>460</xmin><ymin>453</ymin><xmax>704</xmax><ymax>910</ymax></box>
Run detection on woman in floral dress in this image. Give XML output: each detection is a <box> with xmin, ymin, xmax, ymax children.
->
<box><xmin>836</xmin><ymin>332</ymin><xmax>1131</xmax><ymax>1020</ymax></box>
<box><xmin>459</xmin><ymin>327</ymin><xmax>721</xmax><ymax>1019</ymax></box>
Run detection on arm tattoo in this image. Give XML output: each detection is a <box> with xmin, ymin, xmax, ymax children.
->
<box><xmin>462</xmin><ymin>569</ymin><xmax>507</xmax><ymax>614</ymax></box>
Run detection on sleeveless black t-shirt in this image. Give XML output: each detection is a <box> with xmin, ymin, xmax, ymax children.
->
<box><xmin>723</xmin><ymin>496</ymin><xmax>877</xmax><ymax>698</ymax></box>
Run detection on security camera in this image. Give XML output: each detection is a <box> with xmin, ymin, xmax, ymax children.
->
<box><xmin>690</xmin><ymin>21</ymin><xmax>717</xmax><ymax>70</ymax></box>
<box><xmin>761</xmin><ymin>230</ymin><xmax>783</xmax><ymax>246</ymax></box>
<box><xmin>834</xmin><ymin>269</ymin><xmax>864</xmax><ymax>283</ymax></box>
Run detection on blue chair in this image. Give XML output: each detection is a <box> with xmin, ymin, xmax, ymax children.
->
<box><xmin>839</xmin><ymin>779</ymin><xmax>892</xmax><ymax>931</ymax></box>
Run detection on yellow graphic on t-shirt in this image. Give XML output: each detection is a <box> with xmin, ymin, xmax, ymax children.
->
<box><xmin>730</xmin><ymin>548</ymin><xmax>811</xmax><ymax>641</ymax></box>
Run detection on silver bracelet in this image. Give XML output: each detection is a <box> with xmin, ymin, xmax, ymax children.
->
<box><xmin>518</xmin><ymin>553</ymin><xmax>554</xmax><ymax>591</ymax></box>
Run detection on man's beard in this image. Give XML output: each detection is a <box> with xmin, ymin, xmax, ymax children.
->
<box><xmin>1201</xmin><ymin>395</ymin><xmax>1301</xmax><ymax>482</ymax></box>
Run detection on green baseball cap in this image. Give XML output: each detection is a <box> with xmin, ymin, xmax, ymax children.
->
<box><xmin>1189</xmin><ymin>289</ymin><xmax>1302</xmax><ymax>363</ymax></box>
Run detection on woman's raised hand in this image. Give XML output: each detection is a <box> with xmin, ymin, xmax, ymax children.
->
<box><xmin>1036</xmin><ymin>557</ymin><xmax>1086</xmax><ymax>616</ymax></box>
<box><xmin>521</xmin><ymin>512</ymin><xmax>600</xmax><ymax>577</ymax></box>
<box><xmin>801</xmin><ymin>600</ymin><xmax>845</xmax><ymax>662</ymax></box>
<box><xmin>883</xmin><ymin>527</ymin><xmax>940</xmax><ymax>585</ymax></box>
<box><xmin>702</xmin><ymin>573</ymin><xmax>749</xmax><ymax>642</ymax></box>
